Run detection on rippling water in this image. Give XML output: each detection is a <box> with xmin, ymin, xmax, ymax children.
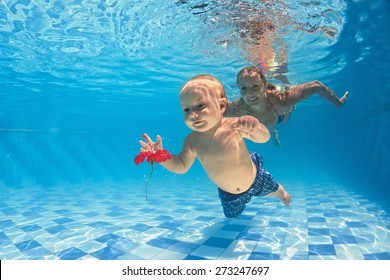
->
<box><xmin>1</xmin><ymin>0</ymin><xmax>347</xmax><ymax>104</ymax></box>
<box><xmin>0</xmin><ymin>0</ymin><xmax>351</xmax><ymax>135</ymax></box>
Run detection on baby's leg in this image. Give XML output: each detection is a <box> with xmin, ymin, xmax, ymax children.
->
<box><xmin>267</xmin><ymin>183</ymin><xmax>291</xmax><ymax>206</ymax></box>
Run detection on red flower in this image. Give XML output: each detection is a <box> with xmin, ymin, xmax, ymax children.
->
<box><xmin>134</xmin><ymin>149</ymin><xmax>172</xmax><ymax>200</ymax></box>
<box><xmin>134</xmin><ymin>151</ymin><xmax>151</xmax><ymax>165</ymax></box>
<box><xmin>152</xmin><ymin>149</ymin><xmax>172</xmax><ymax>163</ymax></box>
<box><xmin>134</xmin><ymin>149</ymin><xmax>171</xmax><ymax>165</ymax></box>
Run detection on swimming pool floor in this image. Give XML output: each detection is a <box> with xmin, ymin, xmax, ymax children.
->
<box><xmin>0</xmin><ymin>180</ymin><xmax>389</xmax><ymax>260</ymax></box>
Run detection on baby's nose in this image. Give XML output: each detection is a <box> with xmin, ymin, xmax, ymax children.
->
<box><xmin>189</xmin><ymin>111</ymin><xmax>199</xmax><ymax>119</ymax></box>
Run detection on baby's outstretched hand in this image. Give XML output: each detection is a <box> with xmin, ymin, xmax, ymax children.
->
<box><xmin>237</xmin><ymin>116</ymin><xmax>260</xmax><ymax>133</ymax></box>
<box><xmin>139</xmin><ymin>133</ymin><xmax>163</xmax><ymax>153</ymax></box>
<box><xmin>236</xmin><ymin>116</ymin><xmax>270</xmax><ymax>143</ymax></box>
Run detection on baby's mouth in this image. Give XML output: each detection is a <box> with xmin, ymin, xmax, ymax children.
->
<box><xmin>192</xmin><ymin>120</ymin><xmax>205</xmax><ymax>127</ymax></box>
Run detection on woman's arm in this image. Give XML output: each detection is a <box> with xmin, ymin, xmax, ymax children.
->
<box><xmin>269</xmin><ymin>128</ymin><xmax>281</xmax><ymax>148</ymax></box>
<box><xmin>278</xmin><ymin>80</ymin><xmax>348</xmax><ymax>109</ymax></box>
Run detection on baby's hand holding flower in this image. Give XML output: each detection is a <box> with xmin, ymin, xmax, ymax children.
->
<box><xmin>134</xmin><ymin>134</ymin><xmax>171</xmax><ymax>200</ymax></box>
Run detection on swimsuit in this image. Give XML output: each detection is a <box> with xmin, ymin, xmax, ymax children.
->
<box><xmin>218</xmin><ymin>152</ymin><xmax>279</xmax><ymax>218</ymax></box>
<box><xmin>269</xmin><ymin>100</ymin><xmax>296</xmax><ymax>124</ymax></box>
<box><xmin>273</xmin><ymin>107</ymin><xmax>286</xmax><ymax>124</ymax></box>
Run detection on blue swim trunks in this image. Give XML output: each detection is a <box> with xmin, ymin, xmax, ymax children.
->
<box><xmin>218</xmin><ymin>152</ymin><xmax>279</xmax><ymax>218</ymax></box>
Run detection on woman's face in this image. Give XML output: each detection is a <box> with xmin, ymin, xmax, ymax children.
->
<box><xmin>237</xmin><ymin>74</ymin><xmax>266</xmax><ymax>107</ymax></box>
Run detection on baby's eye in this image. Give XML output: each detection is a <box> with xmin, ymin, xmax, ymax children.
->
<box><xmin>183</xmin><ymin>108</ymin><xmax>190</xmax><ymax>113</ymax></box>
<box><xmin>240</xmin><ymin>87</ymin><xmax>247</xmax><ymax>92</ymax></box>
<box><xmin>252</xmin><ymin>85</ymin><xmax>259</xmax><ymax>89</ymax></box>
<box><xmin>197</xmin><ymin>104</ymin><xmax>205</xmax><ymax>109</ymax></box>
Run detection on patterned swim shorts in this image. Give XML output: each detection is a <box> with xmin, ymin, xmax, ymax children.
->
<box><xmin>218</xmin><ymin>152</ymin><xmax>279</xmax><ymax>218</ymax></box>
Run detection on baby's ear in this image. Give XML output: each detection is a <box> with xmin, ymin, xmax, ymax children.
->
<box><xmin>219</xmin><ymin>97</ymin><xmax>228</xmax><ymax>113</ymax></box>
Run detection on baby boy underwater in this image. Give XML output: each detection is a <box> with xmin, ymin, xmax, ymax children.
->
<box><xmin>136</xmin><ymin>74</ymin><xmax>290</xmax><ymax>218</ymax></box>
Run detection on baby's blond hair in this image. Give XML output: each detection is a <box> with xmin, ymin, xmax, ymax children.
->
<box><xmin>180</xmin><ymin>74</ymin><xmax>227</xmax><ymax>99</ymax></box>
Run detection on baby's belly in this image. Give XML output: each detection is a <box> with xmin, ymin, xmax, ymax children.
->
<box><xmin>208</xmin><ymin>165</ymin><xmax>257</xmax><ymax>194</ymax></box>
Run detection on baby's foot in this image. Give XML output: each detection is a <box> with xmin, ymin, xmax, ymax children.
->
<box><xmin>276</xmin><ymin>185</ymin><xmax>291</xmax><ymax>206</ymax></box>
<box><xmin>282</xmin><ymin>191</ymin><xmax>291</xmax><ymax>206</ymax></box>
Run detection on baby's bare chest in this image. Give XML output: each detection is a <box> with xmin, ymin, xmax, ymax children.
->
<box><xmin>195</xmin><ymin>140</ymin><xmax>232</xmax><ymax>162</ymax></box>
<box><xmin>195</xmin><ymin>134</ymin><xmax>241</xmax><ymax>161</ymax></box>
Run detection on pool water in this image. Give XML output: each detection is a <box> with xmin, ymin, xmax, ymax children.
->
<box><xmin>1</xmin><ymin>0</ymin><xmax>389</xmax><ymax>260</ymax></box>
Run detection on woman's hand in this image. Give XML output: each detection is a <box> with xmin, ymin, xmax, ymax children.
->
<box><xmin>340</xmin><ymin>91</ymin><xmax>349</xmax><ymax>105</ymax></box>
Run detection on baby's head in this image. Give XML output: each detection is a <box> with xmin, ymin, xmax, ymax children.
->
<box><xmin>179</xmin><ymin>74</ymin><xmax>227</xmax><ymax>132</ymax></box>
<box><xmin>181</xmin><ymin>74</ymin><xmax>227</xmax><ymax>98</ymax></box>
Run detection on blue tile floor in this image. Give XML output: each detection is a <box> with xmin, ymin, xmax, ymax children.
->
<box><xmin>0</xmin><ymin>180</ymin><xmax>389</xmax><ymax>260</ymax></box>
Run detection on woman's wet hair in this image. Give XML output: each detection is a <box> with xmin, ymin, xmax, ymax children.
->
<box><xmin>237</xmin><ymin>66</ymin><xmax>267</xmax><ymax>85</ymax></box>
<box><xmin>237</xmin><ymin>66</ymin><xmax>276</xmax><ymax>90</ymax></box>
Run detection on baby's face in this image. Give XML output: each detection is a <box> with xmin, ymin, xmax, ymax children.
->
<box><xmin>237</xmin><ymin>74</ymin><xmax>266</xmax><ymax>107</ymax></box>
<box><xmin>179</xmin><ymin>81</ymin><xmax>223</xmax><ymax>133</ymax></box>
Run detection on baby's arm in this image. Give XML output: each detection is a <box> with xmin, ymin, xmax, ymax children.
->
<box><xmin>285</xmin><ymin>81</ymin><xmax>348</xmax><ymax>108</ymax></box>
<box><xmin>140</xmin><ymin>133</ymin><xmax>196</xmax><ymax>174</ymax></box>
<box><xmin>236</xmin><ymin>116</ymin><xmax>270</xmax><ymax>143</ymax></box>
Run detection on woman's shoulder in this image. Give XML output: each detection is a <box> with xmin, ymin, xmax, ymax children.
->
<box><xmin>267</xmin><ymin>84</ymin><xmax>298</xmax><ymax>111</ymax></box>
<box><xmin>226</xmin><ymin>98</ymin><xmax>246</xmax><ymax>116</ymax></box>
<box><xmin>228</xmin><ymin>98</ymin><xmax>241</xmax><ymax>107</ymax></box>
<box><xmin>267</xmin><ymin>85</ymin><xmax>289</xmax><ymax>103</ymax></box>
